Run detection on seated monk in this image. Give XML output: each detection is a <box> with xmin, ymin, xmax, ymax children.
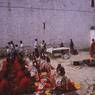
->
<box><xmin>53</xmin><ymin>64</ymin><xmax>76</xmax><ymax>94</ymax></box>
<box><xmin>56</xmin><ymin>64</ymin><xmax>65</xmax><ymax>76</ymax></box>
<box><xmin>15</xmin><ymin>69</ymin><xmax>25</xmax><ymax>86</ymax></box>
<box><xmin>53</xmin><ymin>65</ymin><xmax>66</xmax><ymax>94</ymax></box>
<box><xmin>90</xmin><ymin>39</ymin><xmax>95</xmax><ymax>57</ymax></box>
<box><xmin>13</xmin><ymin>70</ymin><xmax>36</xmax><ymax>95</ymax></box>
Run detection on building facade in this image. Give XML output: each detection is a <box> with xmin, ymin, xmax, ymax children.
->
<box><xmin>0</xmin><ymin>0</ymin><xmax>95</xmax><ymax>48</ymax></box>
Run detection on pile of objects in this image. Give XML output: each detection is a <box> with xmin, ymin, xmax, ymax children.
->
<box><xmin>73</xmin><ymin>59</ymin><xmax>95</xmax><ymax>66</ymax></box>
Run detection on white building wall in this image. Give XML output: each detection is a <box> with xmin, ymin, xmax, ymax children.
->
<box><xmin>0</xmin><ymin>0</ymin><xmax>95</xmax><ymax>48</ymax></box>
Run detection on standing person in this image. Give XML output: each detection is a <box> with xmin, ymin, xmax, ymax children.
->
<box><xmin>19</xmin><ymin>41</ymin><xmax>24</xmax><ymax>48</ymax></box>
<box><xmin>10</xmin><ymin>41</ymin><xmax>15</xmax><ymax>49</ymax></box>
<box><xmin>7</xmin><ymin>41</ymin><xmax>16</xmax><ymax>63</ymax></box>
<box><xmin>90</xmin><ymin>38</ymin><xmax>95</xmax><ymax>57</ymax></box>
<box><xmin>34</xmin><ymin>39</ymin><xmax>39</xmax><ymax>50</ymax></box>
<box><xmin>19</xmin><ymin>41</ymin><xmax>24</xmax><ymax>53</ymax></box>
<box><xmin>33</xmin><ymin>39</ymin><xmax>39</xmax><ymax>58</ymax></box>
<box><xmin>6</xmin><ymin>46</ymin><xmax>10</xmax><ymax>56</ymax></box>
<box><xmin>60</xmin><ymin>42</ymin><xmax>64</xmax><ymax>47</ymax></box>
<box><xmin>15</xmin><ymin>44</ymin><xmax>19</xmax><ymax>55</ymax></box>
<box><xmin>8</xmin><ymin>41</ymin><xmax>15</xmax><ymax>51</ymax></box>
<box><xmin>40</xmin><ymin>40</ymin><xmax>46</xmax><ymax>56</ymax></box>
<box><xmin>70</xmin><ymin>39</ymin><xmax>74</xmax><ymax>51</ymax></box>
<box><xmin>69</xmin><ymin>39</ymin><xmax>78</xmax><ymax>55</ymax></box>
<box><xmin>8</xmin><ymin>42</ymin><xmax>11</xmax><ymax>49</ymax></box>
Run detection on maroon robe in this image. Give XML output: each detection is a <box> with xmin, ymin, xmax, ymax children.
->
<box><xmin>90</xmin><ymin>42</ymin><xmax>95</xmax><ymax>57</ymax></box>
<box><xmin>15</xmin><ymin>70</ymin><xmax>25</xmax><ymax>85</ymax></box>
<box><xmin>13</xmin><ymin>59</ymin><xmax>21</xmax><ymax>73</ymax></box>
<box><xmin>0</xmin><ymin>79</ymin><xmax>9</xmax><ymax>95</ymax></box>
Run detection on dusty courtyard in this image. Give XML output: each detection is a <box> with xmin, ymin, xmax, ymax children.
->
<box><xmin>50</xmin><ymin>51</ymin><xmax>95</xmax><ymax>95</ymax></box>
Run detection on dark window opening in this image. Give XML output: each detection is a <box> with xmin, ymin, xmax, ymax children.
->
<box><xmin>91</xmin><ymin>0</ymin><xmax>94</xmax><ymax>7</ymax></box>
<box><xmin>43</xmin><ymin>22</ymin><xmax>45</xmax><ymax>30</ymax></box>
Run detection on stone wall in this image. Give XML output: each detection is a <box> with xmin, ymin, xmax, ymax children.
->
<box><xmin>0</xmin><ymin>0</ymin><xmax>95</xmax><ymax>48</ymax></box>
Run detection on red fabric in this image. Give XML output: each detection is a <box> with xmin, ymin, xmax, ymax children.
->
<box><xmin>14</xmin><ymin>57</ymin><xmax>19</xmax><ymax>64</ymax></box>
<box><xmin>45</xmin><ymin>83</ymin><xmax>51</xmax><ymax>88</ymax></box>
<box><xmin>13</xmin><ymin>76</ymin><xmax>32</xmax><ymax>95</ymax></box>
<box><xmin>16</xmin><ymin>70</ymin><xmax>25</xmax><ymax>79</ymax></box>
<box><xmin>90</xmin><ymin>42</ymin><xmax>95</xmax><ymax>57</ymax></box>
<box><xmin>1</xmin><ymin>59</ymin><xmax>8</xmax><ymax>74</ymax></box>
<box><xmin>13</xmin><ymin>59</ymin><xmax>21</xmax><ymax>72</ymax></box>
<box><xmin>18</xmin><ymin>76</ymin><xmax>32</xmax><ymax>90</ymax></box>
<box><xmin>15</xmin><ymin>70</ymin><xmax>25</xmax><ymax>85</ymax></box>
<box><xmin>0</xmin><ymin>79</ymin><xmax>9</xmax><ymax>95</ymax></box>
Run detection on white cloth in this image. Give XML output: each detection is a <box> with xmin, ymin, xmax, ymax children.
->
<box><xmin>34</xmin><ymin>41</ymin><xmax>38</xmax><ymax>49</ymax></box>
<box><xmin>56</xmin><ymin>76</ymin><xmax>63</xmax><ymax>86</ymax></box>
<box><xmin>20</xmin><ymin>43</ymin><xmax>23</xmax><ymax>48</ymax></box>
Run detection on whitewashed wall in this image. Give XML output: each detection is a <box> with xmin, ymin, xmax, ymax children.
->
<box><xmin>0</xmin><ymin>0</ymin><xmax>95</xmax><ymax>48</ymax></box>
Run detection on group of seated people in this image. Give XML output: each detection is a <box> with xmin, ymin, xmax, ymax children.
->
<box><xmin>0</xmin><ymin>40</ymin><xmax>79</xmax><ymax>95</ymax></box>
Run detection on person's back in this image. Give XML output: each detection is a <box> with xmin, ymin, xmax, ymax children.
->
<box><xmin>60</xmin><ymin>42</ymin><xmax>64</xmax><ymax>47</ymax></box>
<box><xmin>56</xmin><ymin>64</ymin><xmax>65</xmax><ymax>76</ymax></box>
<box><xmin>70</xmin><ymin>39</ymin><xmax>78</xmax><ymax>55</ymax></box>
<box><xmin>70</xmin><ymin>39</ymin><xmax>74</xmax><ymax>50</ymax></box>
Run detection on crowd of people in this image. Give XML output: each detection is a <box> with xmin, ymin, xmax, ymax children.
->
<box><xmin>0</xmin><ymin>39</ymin><xmax>80</xmax><ymax>95</ymax></box>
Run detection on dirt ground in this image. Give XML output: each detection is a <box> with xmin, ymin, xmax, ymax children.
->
<box><xmin>50</xmin><ymin>51</ymin><xmax>95</xmax><ymax>95</ymax></box>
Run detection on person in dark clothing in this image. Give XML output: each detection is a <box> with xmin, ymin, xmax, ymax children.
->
<box><xmin>70</xmin><ymin>39</ymin><xmax>78</xmax><ymax>55</ymax></box>
<box><xmin>41</xmin><ymin>40</ymin><xmax>46</xmax><ymax>53</ymax></box>
<box><xmin>60</xmin><ymin>42</ymin><xmax>65</xmax><ymax>55</ymax></box>
<box><xmin>60</xmin><ymin>42</ymin><xmax>64</xmax><ymax>47</ymax></box>
<box><xmin>53</xmin><ymin>64</ymin><xmax>66</xmax><ymax>94</ymax></box>
<box><xmin>56</xmin><ymin>64</ymin><xmax>65</xmax><ymax>76</ymax></box>
<box><xmin>70</xmin><ymin>39</ymin><xmax>74</xmax><ymax>50</ymax></box>
<box><xmin>10</xmin><ymin>41</ymin><xmax>15</xmax><ymax>49</ymax></box>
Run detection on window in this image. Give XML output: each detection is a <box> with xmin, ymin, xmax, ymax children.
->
<box><xmin>91</xmin><ymin>0</ymin><xmax>94</xmax><ymax>7</ymax></box>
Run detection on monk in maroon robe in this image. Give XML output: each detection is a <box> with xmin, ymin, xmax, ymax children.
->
<box><xmin>15</xmin><ymin>70</ymin><xmax>25</xmax><ymax>86</ymax></box>
<box><xmin>90</xmin><ymin>39</ymin><xmax>95</xmax><ymax>57</ymax></box>
<box><xmin>0</xmin><ymin>79</ymin><xmax>9</xmax><ymax>95</ymax></box>
<box><xmin>13</xmin><ymin>71</ymin><xmax>35</xmax><ymax>95</ymax></box>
